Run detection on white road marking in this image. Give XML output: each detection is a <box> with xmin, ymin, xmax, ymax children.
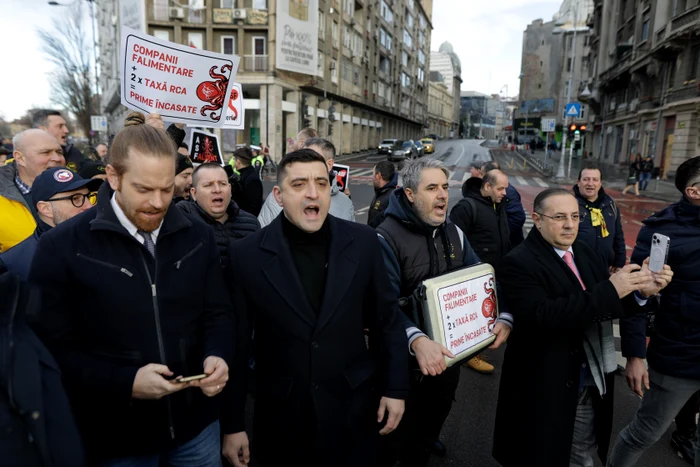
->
<box><xmin>454</xmin><ymin>145</ymin><xmax>466</xmax><ymax>166</ymax></box>
<box><xmin>352</xmin><ymin>168</ymin><xmax>374</xmax><ymax>177</ymax></box>
<box><xmin>462</xmin><ymin>173</ymin><xmax>471</xmax><ymax>182</ymax></box>
<box><xmin>533</xmin><ymin>177</ymin><xmax>549</xmax><ymax>188</ymax></box>
<box><xmin>515</xmin><ymin>176</ymin><xmax>529</xmax><ymax>186</ymax></box>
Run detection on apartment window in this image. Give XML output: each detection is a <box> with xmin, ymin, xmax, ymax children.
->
<box><xmin>219</xmin><ymin>0</ymin><xmax>233</xmax><ymax>7</ymax></box>
<box><xmin>403</xmin><ymin>29</ymin><xmax>413</xmax><ymax>48</ymax></box>
<box><xmin>221</xmin><ymin>35</ymin><xmax>236</xmax><ymax>55</ymax></box>
<box><xmin>673</xmin><ymin>0</ymin><xmax>687</xmax><ymax>16</ymax></box>
<box><xmin>319</xmin><ymin>11</ymin><xmax>326</xmax><ymax>40</ymax></box>
<box><xmin>188</xmin><ymin>32</ymin><xmax>203</xmax><ymax>49</ymax></box>
<box><xmin>379</xmin><ymin>55</ymin><xmax>390</xmax><ymax>73</ymax></box>
<box><xmin>188</xmin><ymin>4</ymin><xmax>205</xmax><ymax>24</ymax></box>
<box><xmin>418</xmin><ymin>67</ymin><xmax>424</xmax><ymax>82</ymax></box>
<box><xmin>688</xmin><ymin>46</ymin><xmax>700</xmax><ymax>80</ymax></box>
<box><xmin>406</xmin><ymin>9</ymin><xmax>414</xmax><ymax>28</ymax></box>
<box><xmin>401</xmin><ymin>72</ymin><xmax>411</xmax><ymax>88</ymax></box>
<box><xmin>419</xmin><ymin>14</ymin><xmax>426</xmax><ymax>29</ymax></box>
<box><xmin>343</xmin><ymin>26</ymin><xmax>352</xmax><ymax>48</ymax></box>
<box><xmin>380</xmin><ymin>28</ymin><xmax>392</xmax><ymax>51</ymax></box>
<box><xmin>402</xmin><ymin>51</ymin><xmax>408</xmax><ymax>66</ymax></box>
<box><xmin>419</xmin><ymin>31</ymin><xmax>426</xmax><ymax>47</ymax></box>
<box><xmin>567</xmin><ymin>58</ymin><xmax>573</xmax><ymax>72</ymax></box>
<box><xmin>406</xmin><ymin>0</ymin><xmax>413</xmax><ymax>12</ymax></box>
<box><xmin>153</xmin><ymin>0</ymin><xmax>168</xmax><ymax>21</ymax></box>
<box><xmin>418</xmin><ymin>49</ymin><xmax>425</xmax><ymax>65</ymax></box>
<box><xmin>343</xmin><ymin>0</ymin><xmax>354</xmax><ymax>16</ymax></box>
<box><xmin>253</xmin><ymin>36</ymin><xmax>266</xmax><ymax>55</ymax></box>
<box><xmin>379</xmin><ymin>81</ymin><xmax>386</xmax><ymax>100</ymax></box>
<box><xmin>342</xmin><ymin>59</ymin><xmax>353</xmax><ymax>82</ymax></box>
<box><xmin>641</xmin><ymin>19</ymin><xmax>649</xmax><ymax>42</ymax></box>
<box><xmin>331</xmin><ymin>59</ymin><xmax>338</xmax><ymax>84</ymax></box>
<box><xmin>380</xmin><ymin>0</ymin><xmax>393</xmax><ymax>22</ymax></box>
<box><xmin>332</xmin><ymin>21</ymin><xmax>339</xmax><ymax>48</ymax></box>
<box><xmin>353</xmin><ymin>32</ymin><xmax>363</xmax><ymax>57</ymax></box>
<box><xmin>318</xmin><ymin>51</ymin><xmax>325</xmax><ymax>77</ymax></box>
<box><xmin>353</xmin><ymin>66</ymin><xmax>360</xmax><ymax>86</ymax></box>
<box><xmin>246</xmin><ymin>0</ymin><xmax>267</xmax><ymax>8</ymax></box>
<box><xmin>669</xmin><ymin>59</ymin><xmax>677</xmax><ymax>88</ymax></box>
<box><xmin>153</xmin><ymin>29</ymin><xmax>170</xmax><ymax>41</ymax></box>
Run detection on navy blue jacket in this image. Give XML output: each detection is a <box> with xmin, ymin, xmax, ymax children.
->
<box><xmin>0</xmin><ymin>220</ymin><xmax>52</xmax><ymax>281</ymax></box>
<box><xmin>505</xmin><ymin>184</ymin><xmax>525</xmax><ymax>247</ymax></box>
<box><xmin>574</xmin><ymin>185</ymin><xmax>626</xmax><ymax>269</ymax></box>
<box><xmin>621</xmin><ymin>198</ymin><xmax>700</xmax><ymax>380</ymax></box>
<box><xmin>0</xmin><ymin>273</ymin><xmax>84</xmax><ymax>467</ymax></box>
<box><xmin>28</xmin><ymin>184</ymin><xmax>235</xmax><ymax>461</ymax></box>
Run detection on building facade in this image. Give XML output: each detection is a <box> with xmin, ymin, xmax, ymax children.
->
<box><xmin>587</xmin><ymin>0</ymin><xmax>700</xmax><ymax>178</ymax></box>
<box><xmin>427</xmin><ymin>72</ymin><xmax>453</xmax><ymax>138</ymax></box>
<box><xmin>430</xmin><ymin>41</ymin><xmax>462</xmax><ymax>135</ymax></box>
<box><xmin>460</xmin><ymin>91</ymin><xmax>503</xmax><ymax>139</ymax></box>
<box><xmin>97</xmin><ymin>0</ymin><xmax>433</xmax><ymax>160</ymax></box>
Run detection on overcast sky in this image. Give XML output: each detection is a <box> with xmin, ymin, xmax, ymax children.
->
<box><xmin>0</xmin><ymin>0</ymin><xmax>563</xmax><ymax>122</ymax></box>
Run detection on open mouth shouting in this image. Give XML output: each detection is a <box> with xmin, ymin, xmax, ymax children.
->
<box><xmin>211</xmin><ymin>196</ymin><xmax>225</xmax><ymax>207</ymax></box>
<box><xmin>303</xmin><ymin>204</ymin><xmax>321</xmax><ymax>219</ymax></box>
<box><xmin>434</xmin><ymin>202</ymin><xmax>447</xmax><ymax>216</ymax></box>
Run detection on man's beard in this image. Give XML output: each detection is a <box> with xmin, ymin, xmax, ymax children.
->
<box><xmin>124</xmin><ymin>206</ymin><xmax>166</xmax><ymax>233</ymax></box>
<box><xmin>175</xmin><ymin>184</ymin><xmax>191</xmax><ymax>199</ymax></box>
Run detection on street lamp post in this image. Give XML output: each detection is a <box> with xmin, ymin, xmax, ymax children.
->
<box><xmin>555</xmin><ymin>1</ymin><xmax>580</xmax><ymax>180</ymax></box>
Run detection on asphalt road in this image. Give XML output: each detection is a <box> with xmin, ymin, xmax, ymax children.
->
<box><xmin>257</xmin><ymin>138</ymin><xmax>689</xmax><ymax>467</ymax></box>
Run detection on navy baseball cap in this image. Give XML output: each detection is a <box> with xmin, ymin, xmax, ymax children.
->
<box><xmin>32</xmin><ymin>167</ymin><xmax>102</xmax><ymax>203</ymax></box>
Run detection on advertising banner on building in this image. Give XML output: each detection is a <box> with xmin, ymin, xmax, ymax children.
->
<box><xmin>276</xmin><ymin>0</ymin><xmax>318</xmax><ymax>75</ymax></box>
<box><xmin>120</xmin><ymin>26</ymin><xmax>240</xmax><ymax>128</ymax></box>
<box><xmin>224</xmin><ymin>83</ymin><xmax>245</xmax><ymax>130</ymax></box>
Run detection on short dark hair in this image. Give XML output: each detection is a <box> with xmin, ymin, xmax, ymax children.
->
<box><xmin>179</xmin><ymin>142</ymin><xmax>189</xmax><ymax>150</ymax></box>
<box><xmin>303</xmin><ymin>137</ymin><xmax>336</xmax><ymax>161</ymax></box>
<box><xmin>0</xmin><ymin>147</ymin><xmax>9</xmax><ymax>156</ymax></box>
<box><xmin>481</xmin><ymin>161</ymin><xmax>501</xmax><ymax>174</ymax></box>
<box><xmin>577</xmin><ymin>163</ymin><xmax>603</xmax><ymax>181</ymax></box>
<box><xmin>234</xmin><ymin>147</ymin><xmax>253</xmax><ymax>167</ymax></box>
<box><xmin>675</xmin><ymin>156</ymin><xmax>700</xmax><ymax>193</ymax></box>
<box><xmin>277</xmin><ymin>149</ymin><xmax>327</xmax><ymax>184</ymax></box>
<box><xmin>374</xmin><ymin>161</ymin><xmax>395</xmax><ymax>182</ymax></box>
<box><xmin>533</xmin><ymin>188</ymin><xmax>574</xmax><ymax>213</ymax></box>
<box><xmin>192</xmin><ymin>162</ymin><xmax>227</xmax><ymax>188</ymax></box>
<box><xmin>32</xmin><ymin>109</ymin><xmax>63</xmax><ymax>129</ymax></box>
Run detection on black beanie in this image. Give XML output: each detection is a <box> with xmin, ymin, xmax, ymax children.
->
<box><xmin>177</xmin><ymin>154</ymin><xmax>194</xmax><ymax>175</ymax></box>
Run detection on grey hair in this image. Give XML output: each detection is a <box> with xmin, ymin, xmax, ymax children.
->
<box><xmin>303</xmin><ymin>137</ymin><xmax>336</xmax><ymax>161</ymax></box>
<box><xmin>400</xmin><ymin>158</ymin><xmax>449</xmax><ymax>192</ymax></box>
<box><xmin>32</xmin><ymin>109</ymin><xmax>63</xmax><ymax>129</ymax></box>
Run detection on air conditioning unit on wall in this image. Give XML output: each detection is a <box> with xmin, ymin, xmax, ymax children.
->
<box><xmin>233</xmin><ymin>9</ymin><xmax>247</xmax><ymax>19</ymax></box>
<box><xmin>169</xmin><ymin>7</ymin><xmax>185</xmax><ymax>19</ymax></box>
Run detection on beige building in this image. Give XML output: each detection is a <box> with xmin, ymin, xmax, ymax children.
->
<box><xmin>98</xmin><ymin>0</ymin><xmax>433</xmax><ymax>160</ymax></box>
<box><xmin>588</xmin><ymin>0</ymin><xmax>700</xmax><ymax>177</ymax></box>
<box><xmin>427</xmin><ymin>72</ymin><xmax>453</xmax><ymax>138</ymax></box>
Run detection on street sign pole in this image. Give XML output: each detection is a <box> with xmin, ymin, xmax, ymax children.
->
<box><xmin>557</xmin><ymin>4</ymin><xmax>579</xmax><ymax>181</ymax></box>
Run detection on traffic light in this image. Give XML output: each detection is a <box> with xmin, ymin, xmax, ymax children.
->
<box><xmin>579</xmin><ymin>124</ymin><xmax>587</xmax><ymax>134</ymax></box>
<box><xmin>568</xmin><ymin>124</ymin><xmax>578</xmax><ymax>138</ymax></box>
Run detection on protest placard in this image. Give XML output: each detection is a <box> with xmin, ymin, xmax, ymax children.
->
<box><xmin>120</xmin><ymin>26</ymin><xmax>240</xmax><ymax>128</ymax></box>
<box><xmin>332</xmin><ymin>164</ymin><xmax>350</xmax><ymax>193</ymax></box>
<box><xmin>224</xmin><ymin>83</ymin><xmax>244</xmax><ymax>129</ymax></box>
<box><xmin>189</xmin><ymin>130</ymin><xmax>223</xmax><ymax>166</ymax></box>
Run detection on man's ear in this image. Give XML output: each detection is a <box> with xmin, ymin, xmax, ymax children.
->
<box><xmin>273</xmin><ymin>186</ymin><xmax>283</xmax><ymax>207</ymax></box>
<box><xmin>190</xmin><ymin>187</ymin><xmax>197</xmax><ymax>202</ymax></box>
<box><xmin>685</xmin><ymin>186</ymin><xmax>700</xmax><ymax>201</ymax></box>
<box><xmin>326</xmin><ymin>159</ymin><xmax>334</xmax><ymax>172</ymax></box>
<box><xmin>105</xmin><ymin>164</ymin><xmax>121</xmax><ymax>192</ymax></box>
<box><xmin>404</xmin><ymin>187</ymin><xmax>415</xmax><ymax>203</ymax></box>
<box><xmin>36</xmin><ymin>201</ymin><xmax>53</xmax><ymax>222</ymax></box>
<box><xmin>532</xmin><ymin>212</ymin><xmax>542</xmax><ymax>230</ymax></box>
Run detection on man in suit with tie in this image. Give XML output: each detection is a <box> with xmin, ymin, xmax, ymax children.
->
<box><xmin>222</xmin><ymin>149</ymin><xmax>409</xmax><ymax>467</ymax></box>
<box><xmin>492</xmin><ymin>188</ymin><xmax>672</xmax><ymax>467</ymax></box>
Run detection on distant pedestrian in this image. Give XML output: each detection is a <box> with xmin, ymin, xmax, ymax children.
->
<box><xmin>639</xmin><ymin>156</ymin><xmax>654</xmax><ymax>191</ymax></box>
<box><xmin>621</xmin><ymin>154</ymin><xmax>642</xmax><ymax>196</ymax></box>
<box><xmin>367</xmin><ymin>161</ymin><xmax>397</xmax><ymax>229</ymax></box>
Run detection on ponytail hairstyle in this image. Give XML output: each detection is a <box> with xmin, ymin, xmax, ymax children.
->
<box><xmin>109</xmin><ymin>112</ymin><xmax>176</xmax><ymax>176</ymax></box>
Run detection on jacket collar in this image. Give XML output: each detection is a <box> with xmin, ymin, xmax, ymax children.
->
<box><xmin>89</xmin><ymin>180</ymin><xmax>191</xmax><ymax>240</ymax></box>
<box><xmin>259</xmin><ymin>214</ymin><xmax>357</xmax><ymax>331</ymax></box>
<box><xmin>0</xmin><ymin>163</ymin><xmax>28</xmax><ymax>207</ymax></box>
<box><xmin>193</xmin><ymin>199</ymin><xmax>241</xmax><ymax>225</ymax></box>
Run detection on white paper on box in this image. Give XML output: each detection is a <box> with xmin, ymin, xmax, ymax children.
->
<box><xmin>421</xmin><ymin>264</ymin><xmax>498</xmax><ymax>366</ymax></box>
<box><xmin>120</xmin><ymin>26</ymin><xmax>240</xmax><ymax>128</ymax></box>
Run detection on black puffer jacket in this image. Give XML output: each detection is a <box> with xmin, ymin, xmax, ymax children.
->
<box><xmin>177</xmin><ymin>199</ymin><xmax>260</xmax><ymax>267</ymax></box>
<box><xmin>449</xmin><ymin>177</ymin><xmax>510</xmax><ymax>271</ymax></box>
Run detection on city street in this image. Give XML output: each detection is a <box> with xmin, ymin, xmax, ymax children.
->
<box><xmin>260</xmin><ymin>139</ymin><xmax>687</xmax><ymax>467</ymax></box>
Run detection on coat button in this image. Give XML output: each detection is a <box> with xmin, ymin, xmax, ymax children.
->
<box><xmin>566</xmin><ymin>380</ymin><xmax>574</xmax><ymax>388</ymax></box>
<box><xmin>31</xmin><ymin>411</ymin><xmax>40</xmax><ymax>420</ymax></box>
<box><xmin>312</xmin><ymin>341</ymin><xmax>319</xmax><ymax>349</ymax></box>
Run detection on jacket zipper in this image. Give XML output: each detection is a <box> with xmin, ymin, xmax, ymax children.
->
<box><xmin>77</xmin><ymin>253</ymin><xmax>134</xmax><ymax>277</ymax></box>
<box><xmin>139</xmin><ymin>252</ymin><xmax>176</xmax><ymax>440</ymax></box>
<box><xmin>174</xmin><ymin>243</ymin><xmax>203</xmax><ymax>269</ymax></box>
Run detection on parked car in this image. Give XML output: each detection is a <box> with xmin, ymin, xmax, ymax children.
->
<box><xmin>378</xmin><ymin>138</ymin><xmax>399</xmax><ymax>155</ymax></box>
<box><xmin>420</xmin><ymin>138</ymin><xmax>435</xmax><ymax>154</ymax></box>
<box><xmin>414</xmin><ymin>140</ymin><xmax>425</xmax><ymax>158</ymax></box>
<box><xmin>389</xmin><ymin>140</ymin><xmax>418</xmax><ymax>161</ymax></box>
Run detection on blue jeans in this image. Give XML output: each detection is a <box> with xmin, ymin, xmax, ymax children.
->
<box><xmin>639</xmin><ymin>172</ymin><xmax>652</xmax><ymax>190</ymax></box>
<box><xmin>100</xmin><ymin>421</ymin><xmax>221</xmax><ymax>467</ymax></box>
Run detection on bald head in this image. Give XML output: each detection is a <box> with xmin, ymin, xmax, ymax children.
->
<box><xmin>481</xmin><ymin>169</ymin><xmax>509</xmax><ymax>204</ymax></box>
<box><xmin>12</xmin><ymin>129</ymin><xmax>65</xmax><ymax>187</ymax></box>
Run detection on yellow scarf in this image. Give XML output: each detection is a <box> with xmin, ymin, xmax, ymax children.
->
<box><xmin>586</xmin><ymin>206</ymin><xmax>609</xmax><ymax>237</ymax></box>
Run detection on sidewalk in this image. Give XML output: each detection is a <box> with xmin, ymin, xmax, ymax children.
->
<box><xmin>523</xmin><ymin>147</ymin><xmax>681</xmax><ymax>204</ymax></box>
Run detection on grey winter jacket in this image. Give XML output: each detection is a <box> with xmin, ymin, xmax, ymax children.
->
<box><xmin>257</xmin><ymin>175</ymin><xmax>355</xmax><ymax>227</ymax></box>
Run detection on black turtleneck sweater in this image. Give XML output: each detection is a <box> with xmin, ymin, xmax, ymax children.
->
<box><xmin>281</xmin><ymin>214</ymin><xmax>331</xmax><ymax>314</ymax></box>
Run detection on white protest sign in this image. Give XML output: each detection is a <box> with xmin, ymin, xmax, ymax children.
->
<box><xmin>437</xmin><ymin>273</ymin><xmax>497</xmax><ymax>357</ymax></box>
<box><xmin>332</xmin><ymin>164</ymin><xmax>350</xmax><ymax>193</ymax></box>
<box><xmin>120</xmin><ymin>26</ymin><xmax>240</xmax><ymax>128</ymax></box>
<box><xmin>224</xmin><ymin>83</ymin><xmax>244</xmax><ymax>129</ymax></box>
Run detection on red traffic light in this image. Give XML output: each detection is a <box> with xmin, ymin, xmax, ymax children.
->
<box><xmin>569</xmin><ymin>124</ymin><xmax>578</xmax><ymax>131</ymax></box>
<box><xmin>580</xmin><ymin>125</ymin><xmax>587</xmax><ymax>132</ymax></box>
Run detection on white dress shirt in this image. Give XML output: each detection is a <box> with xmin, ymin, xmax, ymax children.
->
<box><xmin>110</xmin><ymin>193</ymin><xmax>163</xmax><ymax>245</ymax></box>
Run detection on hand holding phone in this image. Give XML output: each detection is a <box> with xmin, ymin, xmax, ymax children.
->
<box><xmin>649</xmin><ymin>233</ymin><xmax>670</xmax><ymax>273</ymax></box>
<box><xmin>175</xmin><ymin>374</ymin><xmax>208</xmax><ymax>383</ymax></box>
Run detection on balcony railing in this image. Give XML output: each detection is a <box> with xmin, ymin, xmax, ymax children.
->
<box><xmin>243</xmin><ymin>55</ymin><xmax>268</xmax><ymax>72</ymax></box>
<box><xmin>666</xmin><ymin>85</ymin><xmax>698</xmax><ymax>104</ymax></box>
<box><xmin>671</xmin><ymin>5</ymin><xmax>700</xmax><ymax>33</ymax></box>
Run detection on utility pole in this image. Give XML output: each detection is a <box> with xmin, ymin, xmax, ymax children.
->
<box><xmin>556</xmin><ymin>1</ymin><xmax>579</xmax><ymax>180</ymax></box>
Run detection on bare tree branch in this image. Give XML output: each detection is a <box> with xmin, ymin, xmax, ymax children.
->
<box><xmin>37</xmin><ymin>3</ymin><xmax>97</xmax><ymax>140</ymax></box>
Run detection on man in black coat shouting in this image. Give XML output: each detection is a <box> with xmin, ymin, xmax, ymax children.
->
<box><xmin>222</xmin><ymin>149</ymin><xmax>408</xmax><ymax>467</ymax></box>
<box><xmin>29</xmin><ymin>113</ymin><xmax>235</xmax><ymax>466</ymax></box>
<box><xmin>493</xmin><ymin>188</ymin><xmax>672</xmax><ymax>467</ymax></box>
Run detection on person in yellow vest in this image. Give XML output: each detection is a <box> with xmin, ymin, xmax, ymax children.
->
<box><xmin>0</xmin><ymin>129</ymin><xmax>65</xmax><ymax>252</ymax></box>
<box><xmin>250</xmin><ymin>145</ymin><xmax>264</xmax><ymax>179</ymax></box>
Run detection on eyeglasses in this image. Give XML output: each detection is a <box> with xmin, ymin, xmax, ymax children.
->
<box><xmin>47</xmin><ymin>192</ymin><xmax>97</xmax><ymax>208</ymax></box>
<box><xmin>536</xmin><ymin>212</ymin><xmax>585</xmax><ymax>223</ymax></box>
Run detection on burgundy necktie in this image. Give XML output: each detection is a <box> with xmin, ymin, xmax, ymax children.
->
<box><xmin>563</xmin><ymin>251</ymin><xmax>586</xmax><ymax>291</ymax></box>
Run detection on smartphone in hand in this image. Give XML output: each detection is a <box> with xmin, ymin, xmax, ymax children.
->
<box><xmin>649</xmin><ymin>233</ymin><xmax>670</xmax><ymax>273</ymax></box>
<box><xmin>175</xmin><ymin>374</ymin><xmax>208</xmax><ymax>383</ymax></box>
